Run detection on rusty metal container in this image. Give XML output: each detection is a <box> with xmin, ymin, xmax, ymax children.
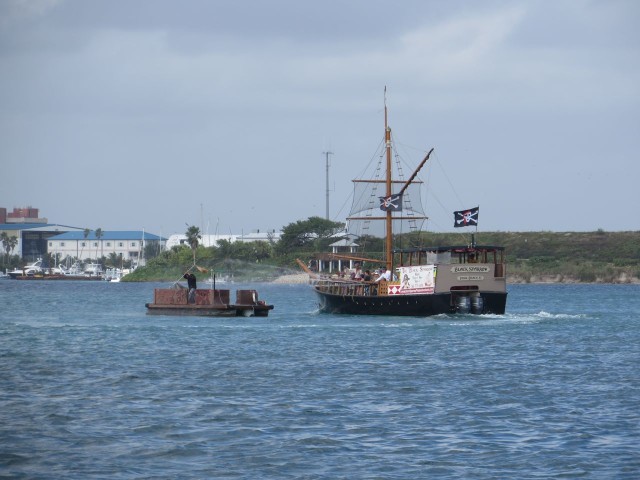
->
<box><xmin>154</xmin><ymin>289</ymin><xmax>188</xmax><ymax>305</ymax></box>
<box><xmin>211</xmin><ymin>289</ymin><xmax>230</xmax><ymax>305</ymax></box>
<box><xmin>236</xmin><ymin>289</ymin><xmax>258</xmax><ymax>305</ymax></box>
<box><xmin>194</xmin><ymin>290</ymin><xmax>212</xmax><ymax>305</ymax></box>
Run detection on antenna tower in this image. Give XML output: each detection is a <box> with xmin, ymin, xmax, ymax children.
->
<box><xmin>323</xmin><ymin>151</ymin><xmax>333</xmax><ymax>220</ymax></box>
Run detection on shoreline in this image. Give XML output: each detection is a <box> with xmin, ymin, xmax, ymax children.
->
<box><xmin>271</xmin><ymin>273</ymin><xmax>310</xmax><ymax>284</ymax></box>
<box><xmin>508</xmin><ymin>274</ymin><xmax>640</xmax><ymax>284</ymax></box>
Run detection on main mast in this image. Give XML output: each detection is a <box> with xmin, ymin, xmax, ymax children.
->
<box><xmin>384</xmin><ymin>94</ymin><xmax>393</xmax><ymax>271</ymax></box>
<box><xmin>343</xmin><ymin>89</ymin><xmax>431</xmax><ymax>272</ymax></box>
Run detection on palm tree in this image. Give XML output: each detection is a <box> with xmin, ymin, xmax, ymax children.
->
<box><xmin>95</xmin><ymin>228</ymin><xmax>103</xmax><ymax>261</ymax></box>
<box><xmin>0</xmin><ymin>232</ymin><xmax>13</xmax><ymax>266</ymax></box>
<box><xmin>185</xmin><ymin>225</ymin><xmax>201</xmax><ymax>265</ymax></box>
<box><xmin>7</xmin><ymin>235</ymin><xmax>17</xmax><ymax>258</ymax></box>
<box><xmin>0</xmin><ymin>232</ymin><xmax>8</xmax><ymax>262</ymax></box>
<box><xmin>81</xmin><ymin>228</ymin><xmax>90</xmax><ymax>261</ymax></box>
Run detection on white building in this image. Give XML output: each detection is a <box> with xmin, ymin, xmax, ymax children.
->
<box><xmin>0</xmin><ymin>223</ymin><xmax>84</xmax><ymax>260</ymax></box>
<box><xmin>47</xmin><ymin>230</ymin><xmax>166</xmax><ymax>265</ymax></box>
<box><xmin>165</xmin><ymin>230</ymin><xmax>281</xmax><ymax>250</ymax></box>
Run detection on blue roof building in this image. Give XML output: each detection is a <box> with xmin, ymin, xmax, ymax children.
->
<box><xmin>1</xmin><ymin>223</ymin><xmax>166</xmax><ymax>263</ymax></box>
<box><xmin>48</xmin><ymin>231</ymin><xmax>165</xmax><ymax>241</ymax></box>
<box><xmin>47</xmin><ymin>230</ymin><xmax>166</xmax><ymax>265</ymax></box>
<box><xmin>0</xmin><ymin>223</ymin><xmax>85</xmax><ymax>260</ymax></box>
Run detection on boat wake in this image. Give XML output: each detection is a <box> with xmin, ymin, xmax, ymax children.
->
<box><xmin>534</xmin><ymin>310</ymin><xmax>587</xmax><ymax>319</ymax></box>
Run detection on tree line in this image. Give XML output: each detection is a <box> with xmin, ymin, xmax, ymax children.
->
<box><xmin>125</xmin><ymin>217</ymin><xmax>344</xmax><ymax>281</ymax></box>
<box><xmin>128</xmin><ymin>220</ymin><xmax>640</xmax><ymax>283</ymax></box>
<box><xmin>3</xmin><ymin>218</ymin><xmax>639</xmax><ymax>283</ymax></box>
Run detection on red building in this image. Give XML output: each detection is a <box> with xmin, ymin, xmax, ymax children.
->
<box><xmin>0</xmin><ymin>206</ymin><xmax>47</xmax><ymax>224</ymax></box>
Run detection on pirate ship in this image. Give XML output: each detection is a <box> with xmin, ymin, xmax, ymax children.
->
<box><xmin>301</xmin><ymin>94</ymin><xmax>507</xmax><ymax>316</ymax></box>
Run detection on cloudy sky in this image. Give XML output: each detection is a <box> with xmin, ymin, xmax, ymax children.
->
<box><xmin>1</xmin><ymin>0</ymin><xmax>638</xmax><ymax>237</ymax></box>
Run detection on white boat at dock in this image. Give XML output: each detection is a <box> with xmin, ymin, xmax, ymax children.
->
<box><xmin>7</xmin><ymin>259</ymin><xmax>44</xmax><ymax>278</ymax></box>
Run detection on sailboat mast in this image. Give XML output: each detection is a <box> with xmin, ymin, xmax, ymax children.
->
<box><xmin>384</xmin><ymin>96</ymin><xmax>393</xmax><ymax>271</ymax></box>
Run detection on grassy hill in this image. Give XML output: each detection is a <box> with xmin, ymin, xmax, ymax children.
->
<box><xmin>421</xmin><ymin>230</ymin><xmax>640</xmax><ymax>283</ymax></box>
<box><xmin>126</xmin><ymin>230</ymin><xmax>640</xmax><ymax>283</ymax></box>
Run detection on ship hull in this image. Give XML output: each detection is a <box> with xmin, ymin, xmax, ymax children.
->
<box><xmin>145</xmin><ymin>303</ymin><xmax>273</xmax><ymax>317</ymax></box>
<box><xmin>315</xmin><ymin>289</ymin><xmax>507</xmax><ymax>316</ymax></box>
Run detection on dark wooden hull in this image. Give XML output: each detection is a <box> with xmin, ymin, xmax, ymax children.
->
<box><xmin>315</xmin><ymin>289</ymin><xmax>507</xmax><ymax>316</ymax></box>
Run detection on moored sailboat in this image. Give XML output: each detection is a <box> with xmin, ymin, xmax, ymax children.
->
<box><xmin>302</xmin><ymin>94</ymin><xmax>507</xmax><ymax>316</ymax></box>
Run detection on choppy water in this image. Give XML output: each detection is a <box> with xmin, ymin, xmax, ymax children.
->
<box><xmin>1</xmin><ymin>280</ymin><xmax>639</xmax><ymax>479</ymax></box>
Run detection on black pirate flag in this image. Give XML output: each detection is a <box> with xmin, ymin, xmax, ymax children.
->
<box><xmin>379</xmin><ymin>193</ymin><xmax>403</xmax><ymax>212</ymax></box>
<box><xmin>454</xmin><ymin>207</ymin><xmax>479</xmax><ymax>227</ymax></box>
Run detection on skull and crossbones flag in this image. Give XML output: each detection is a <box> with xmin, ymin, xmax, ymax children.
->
<box><xmin>379</xmin><ymin>193</ymin><xmax>403</xmax><ymax>212</ymax></box>
<box><xmin>454</xmin><ymin>206</ymin><xmax>479</xmax><ymax>227</ymax></box>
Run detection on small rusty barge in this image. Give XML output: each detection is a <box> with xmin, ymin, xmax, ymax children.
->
<box><xmin>145</xmin><ymin>288</ymin><xmax>274</xmax><ymax>317</ymax></box>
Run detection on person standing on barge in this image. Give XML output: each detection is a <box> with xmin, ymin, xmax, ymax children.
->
<box><xmin>183</xmin><ymin>272</ymin><xmax>197</xmax><ymax>304</ymax></box>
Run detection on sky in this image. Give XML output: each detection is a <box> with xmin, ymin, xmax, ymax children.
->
<box><xmin>1</xmin><ymin>0</ymin><xmax>638</xmax><ymax>237</ymax></box>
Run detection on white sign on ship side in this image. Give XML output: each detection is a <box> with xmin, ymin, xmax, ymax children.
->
<box><xmin>388</xmin><ymin>265</ymin><xmax>435</xmax><ymax>295</ymax></box>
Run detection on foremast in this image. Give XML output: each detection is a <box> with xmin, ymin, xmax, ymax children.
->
<box><xmin>384</xmin><ymin>98</ymin><xmax>393</xmax><ymax>272</ymax></box>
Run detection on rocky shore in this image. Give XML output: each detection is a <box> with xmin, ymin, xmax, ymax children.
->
<box><xmin>271</xmin><ymin>273</ymin><xmax>310</xmax><ymax>284</ymax></box>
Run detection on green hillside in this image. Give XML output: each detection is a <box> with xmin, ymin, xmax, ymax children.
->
<box><xmin>422</xmin><ymin>230</ymin><xmax>640</xmax><ymax>283</ymax></box>
<box><xmin>126</xmin><ymin>230</ymin><xmax>640</xmax><ymax>283</ymax></box>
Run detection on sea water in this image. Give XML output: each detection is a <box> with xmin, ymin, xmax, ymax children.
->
<box><xmin>0</xmin><ymin>281</ymin><xmax>638</xmax><ymax>479</ymax></box>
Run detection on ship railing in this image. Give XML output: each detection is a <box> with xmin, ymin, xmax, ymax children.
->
<box><xmin>312</xmin><ymin>278</ymin><xmax>380</xmax><ymax>297</ymax></box>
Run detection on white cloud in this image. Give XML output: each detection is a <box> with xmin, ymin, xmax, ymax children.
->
<box><xmin>1</xmin><ymin>0</ymin><xmax>639</xmax><ymax>233</ymax></box>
